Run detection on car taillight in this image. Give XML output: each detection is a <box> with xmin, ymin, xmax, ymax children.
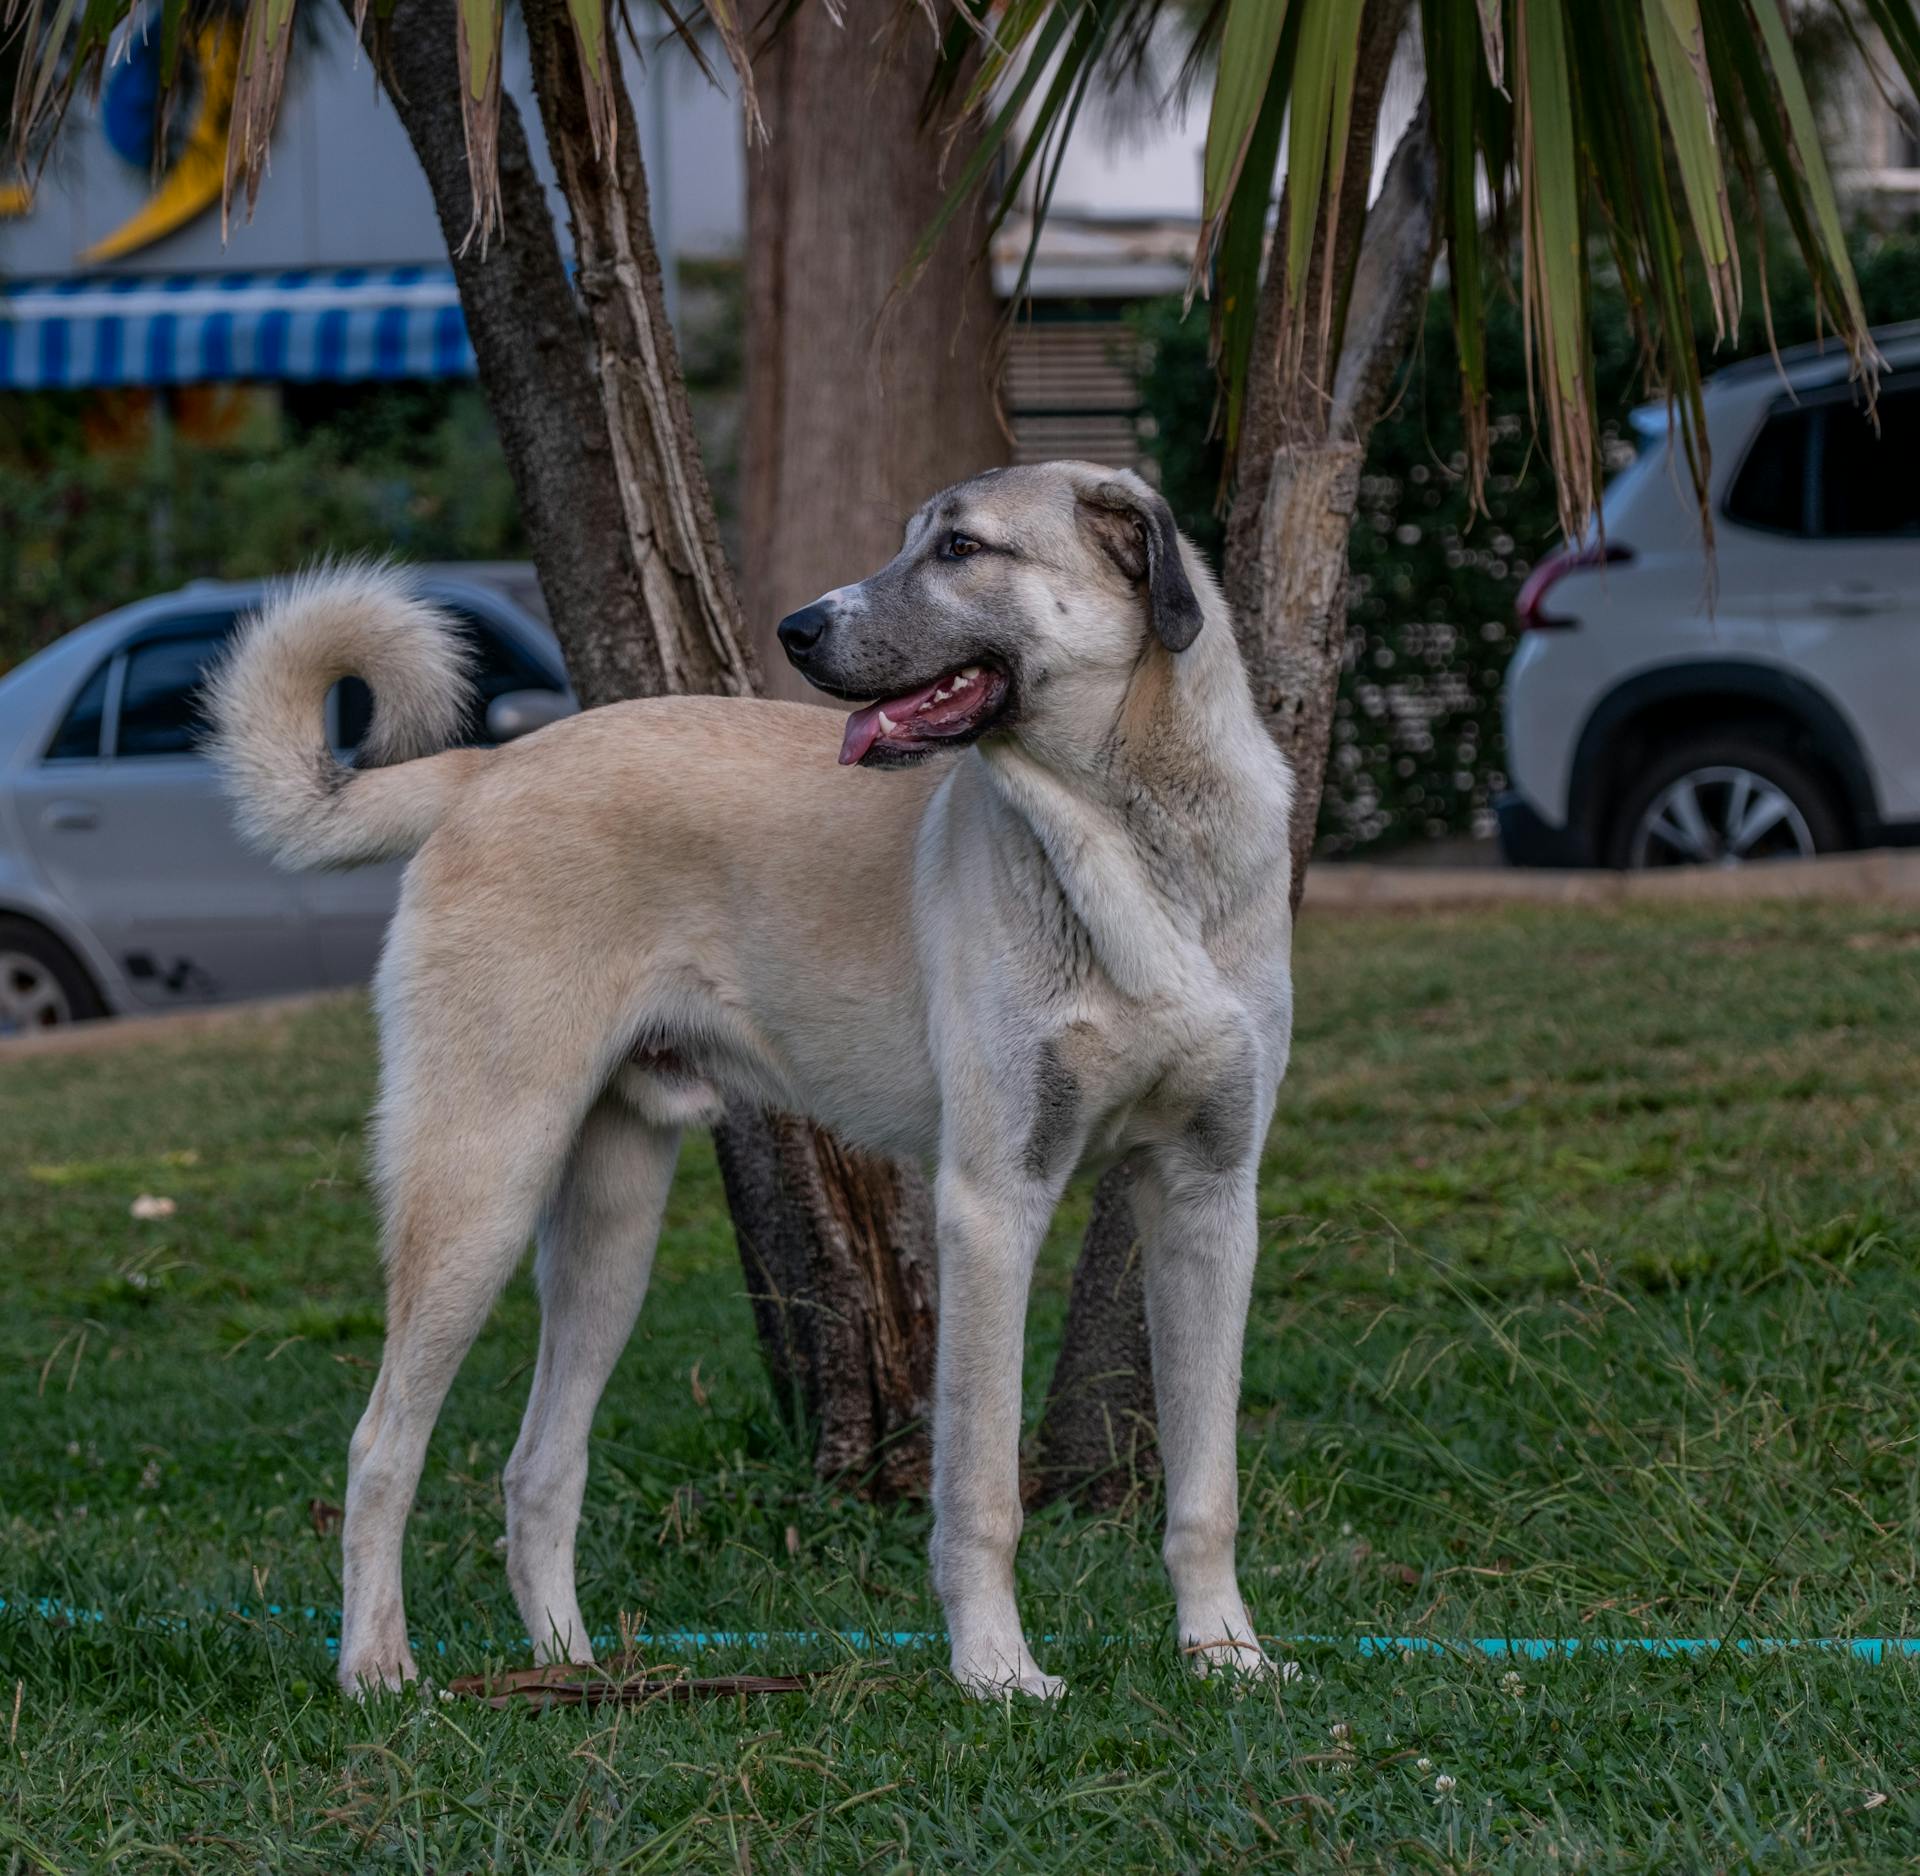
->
<box><xmin>1515</xmin><ymin>541</ymin><xmax>1633</xmax><ymax>631</ymax></box>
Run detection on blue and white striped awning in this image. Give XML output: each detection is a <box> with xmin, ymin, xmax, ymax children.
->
<box><xmin>0</xmin><ymin>266</ymin><xmax>477</xmax><ymax>389</ymax></box>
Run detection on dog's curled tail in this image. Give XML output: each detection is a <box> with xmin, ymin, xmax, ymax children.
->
<box><xmin>205</xmin><ymin>562</ymin><xmax>480</xmax><ymax>870</ymax></box>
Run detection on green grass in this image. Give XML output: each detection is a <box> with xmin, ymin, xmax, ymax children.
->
<box><xmin>6</xmin><ymin>900</ymin><xmax>1920</xmax><ymax>1871</ymax></box>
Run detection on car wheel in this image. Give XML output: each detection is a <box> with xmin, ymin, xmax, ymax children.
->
<box><xmin>1606</xmin><ymin>735</ymin><xmax>1845</xmax><ymax>870</ymax></box>
<box><xmin>0</xmin><ymin>917</ymin><xmax>107</xmax><ymax>1036</ymax></box>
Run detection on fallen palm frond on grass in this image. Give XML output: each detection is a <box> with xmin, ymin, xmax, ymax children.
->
<box><xmin>447</xmin><ymin>1659</ymin><xmax>815</xmax><ymax>1710</ymax></box>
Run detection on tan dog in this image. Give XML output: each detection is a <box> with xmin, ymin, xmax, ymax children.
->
<box><xmin>208</xmin><ymin>461</ymin><xmax>1295</xmax><ymax>1700</ymax></box>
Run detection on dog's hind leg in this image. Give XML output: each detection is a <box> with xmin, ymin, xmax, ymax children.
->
<box><xmin>336</xmin><ymin>1083</ymin><xmax>578</xmax><ymax>1699</ymax></box>
<box><xmin>504</xmin><ymin>1101</ymin><xmax>679</xmax><ymax>1665</ymax></box>
<box><xmin>1133</xmin><ymin>1138</ymin><xmax>1274</xmax><ymax>1680</ymax></box>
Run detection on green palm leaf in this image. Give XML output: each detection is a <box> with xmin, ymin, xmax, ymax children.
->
<box><xmin>1749</xmin><ymin>0</ymin><xmax>1872</xmax><ymax>362</ymax></box>
<box><xmin>930</xmin><ymin>0</ymin><xmax>1912</xmax><ymax>552</ymax></box>
<box><xmin>1515</xmin><ymin>0</ymin><xmax>1590</xmax><ymax>544</ymax></box>
<box><xmin>8</xmin><ymin>0</ymin><xmax>1912</xmax><ymax>552</ymax></box>
<box><xmin>225</xmin><ymin>0</ymin><xmax>300</xmax><ymax>230</ymax></box>
<box><xmin>452</xmin><ymin>0</ymin><xmax>503</xmax><ymax>246</ymax></box>
<box><xmin>1199</xmin><ymin>0</ymin><xmax>1291</xmax><ymax>263</ymax></box>
<box><xmin>1643</xmin><ymin>0</ymin><xmax>1739</xmax><ymax>340</ymax></box>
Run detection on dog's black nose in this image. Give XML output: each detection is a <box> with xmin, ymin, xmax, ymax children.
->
<box><xmin>777</xmin><ymin>602</ymin><xmax>832</xmax><ymax>663</ymax></box>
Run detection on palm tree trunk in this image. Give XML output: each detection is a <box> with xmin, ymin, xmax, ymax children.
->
<box><xmin>369</xmin><ymin>0</ymin><xmax>672</xmax><ymax>705</ymax></box>
<box><xmin>368</xmin><ymin>0</ymin><xmax>947</xmax><ymax>1496</ymax></box>
<box><xmin>1033</xmin><ymin>1</ymin><xmax>1437</xmax><ymax>1507</ymax></box>
<box><xmin>741</xmin><ymin>0</ymin><xmax>1007</xmax><ymax>699</ymax></box>
<box><xmin>719</xmin><ymin>0</ymin><xmax>1010</xmax><ymax>1490</ymax></box>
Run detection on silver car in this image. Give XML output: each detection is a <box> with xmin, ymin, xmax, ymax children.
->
<box><xmin>0</xmin><ymin>566</ymin><xmax>575</xmax><ymax>1034</ymax></box>
<box><xmin>1499</xmin><ymin>322</ymin><xmax>1920</xmax><ymax>869</ymax></box>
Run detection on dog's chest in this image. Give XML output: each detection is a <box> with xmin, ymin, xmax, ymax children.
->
<box><xmin>1006</xmin><ymin>890</ymin><xmax>1286</xmax><ymax>1169</ymax></box>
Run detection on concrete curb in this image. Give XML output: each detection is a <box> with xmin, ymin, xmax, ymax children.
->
<box><xmin>1304</xmin><ymin>847</ymin><xmax>1920</xmax><ymax>910</ymax></box>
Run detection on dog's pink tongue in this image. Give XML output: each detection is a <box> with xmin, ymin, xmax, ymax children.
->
<box><xmin>838</xmin><ymin>705</ymin><xmax>888</xmax><ymax>767</ymax></box>
<box><xmin>837</xmin><ymin>676</ymin><xmax>946</xmax><ymax>766</ymax></box>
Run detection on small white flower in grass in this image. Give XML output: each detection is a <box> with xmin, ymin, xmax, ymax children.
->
<box><xmin>1500</xmin><ymin>1670</ymin><xmax>1526</xmax><ymax>1697</ymax></box>
<box><xmin>137</xmin><ymin>1459</ymin><xmax>161</xmax><ymax>1491</ymax></box>
<box><xmin>130</xmin><ymin>1194</ymin><xmax>176</xmax><ymax>1221</ymax></box>
<box><xmin>1433</xmin><ymin>1773</ymin><xmax>1457</xmax><ymax>1798</ymax></box>
<box><xmin>1416</xmin><ymin>1757</ymin><xmax>1433</xmax><ymax>1774</ymax></box>
<box><xmin>1330</xmin><ymin>1722</ymin><xmax>1350</xmax><ymax>1741</ymax></box>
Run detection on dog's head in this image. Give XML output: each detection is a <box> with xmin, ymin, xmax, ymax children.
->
<box><xmin>776</xmin><ymin>461</ymin><xmax>1211</xmax><ymax>768</ymax></box>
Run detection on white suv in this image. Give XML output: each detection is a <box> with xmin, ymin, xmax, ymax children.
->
<box><xmin>1498</xmin><ymin>322</ymin><xmax>1920</xmax><ymax>868</ymax></box>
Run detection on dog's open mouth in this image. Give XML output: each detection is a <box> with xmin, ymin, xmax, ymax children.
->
<box><xmin>837</xmin><ymin>662</ymin><xmax>1011</xmax><ymax>767</ymax></box>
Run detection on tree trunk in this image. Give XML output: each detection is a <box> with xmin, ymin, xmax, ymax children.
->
<box><xmin>742</xmin><ymin>0</ymin><xmax>1008</xmax><ymax>701</ymax></box>
<box><xmin>369</xmin><ymin>0</ymin><xmax>671</xmax><ymax>706</ymax></box>
<box><xmin>715</xmin><ymin>0</ymin><xmax>1012</xmax><ymax>1489</ymax></box>
<box><xmin>520</xmin><ymin>0</ymin><xmax>757</xmax><ymax>701</ymax></box>
<box><xmin>713</xmin><ymin>1116</ymin><xmax>937</xmax><ymax>1498</ymax></box>
<box><xmin>1032</xmin><ymin>2</ymin><xmax>1438</xmax><ymax>1506</ymax></box>
<box><xmin>370</xmin><ymin>0</ymin><xmax>952</xmax><ymax>1496</ymax></box>
<box><xmin>1028</xmin><ymin>1154</ymin><xmax>1155</xmax><ymax>1509</ymax></box>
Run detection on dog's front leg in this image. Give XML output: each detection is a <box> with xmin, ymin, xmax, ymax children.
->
<box><xmin>930</xmin><ymin>1163</ymin><xmax>1062</xmax><ymax>1699</ymax></box>
<box><xmin>1135</xmin><ymin>1146</ymin><xmax>1274</xmax><ymax>1679</ymax></box>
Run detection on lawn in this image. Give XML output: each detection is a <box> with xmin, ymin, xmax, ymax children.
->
<box><xmin>5</xmin><ymin>899</ymin><xmax>1920</xmax><ymax>1872</ymax></box>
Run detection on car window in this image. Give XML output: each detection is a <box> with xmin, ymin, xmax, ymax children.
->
<box><xmin>332</xmin><ymin>611</ymin><xmax>555</xmax><ymax>751</ymax></box>
<box><xmin>43</xmin><ymin>660</ymin><xmax>111</xmax><ymax>760</ymax></box>
<box><xmin>116</xmin><ymin>624</ymin><xmax>236</xmax><ymax>758</ymax></box>
<box><xmin>1817</xmin><ymin>386</ymin><xmax>1920</xmax><ymax>537</ymax></box>
<box><xmin>1725</xmin><ymin>407</ymin><xmax>1810</xmax><ymax>533</ymax></box>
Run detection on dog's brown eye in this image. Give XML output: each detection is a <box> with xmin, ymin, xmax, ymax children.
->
<box><xmin>945</xmin><ymin>532</ymin><xmax>983</xmax><ymax>560</ymax></box>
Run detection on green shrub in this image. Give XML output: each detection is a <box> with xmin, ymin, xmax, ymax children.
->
<box><xmin>0</xmin><ymin>385</ymin><xmax>523</xmax><ymax>674</ymax></box>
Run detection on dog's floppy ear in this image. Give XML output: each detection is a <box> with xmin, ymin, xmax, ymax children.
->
<box><xmin>1078</xmin><ymin>475</ymin><xmax>1205</xmax><ymax>653</ymax></box>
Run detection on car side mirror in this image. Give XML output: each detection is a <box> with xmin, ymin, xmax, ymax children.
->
<box><xmin>485</xmin><ymin>688</ymin><xmax>576</xmax><ymax>743</ymax></box>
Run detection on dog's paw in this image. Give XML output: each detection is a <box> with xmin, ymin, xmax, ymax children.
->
<box><xmin>962</xmin><ymin>1665</ymin><xmax>1067</xmax><ymax>1702</ymax></box>
<box><xmin>337</xmin><ymin>1651</ymin><xmax>419</xmax><ymax>1700</ymax></box>
<box><xmin>1181</xmin><ymin>1624</ymin><xmax>1294</xmax><ymax>1685</ymax></box>
<box><xmin>951</xmin><ymin>1643</ymin><xmax>1066</xmax><ymax>1702</ymax></box>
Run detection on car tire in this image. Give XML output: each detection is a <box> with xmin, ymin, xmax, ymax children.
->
<box><xmin>0</xmin><ymin>916</ymin><xmax>107</xmax><ymax>1035</ymax></box>
<box><xmin>1604</xmin><ymin>733</ymin><xmax>1847</xmax><ymax>870</ymax></box>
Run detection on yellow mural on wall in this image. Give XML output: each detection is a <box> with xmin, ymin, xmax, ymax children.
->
<box><xmin>81</xmin><ymin>27</ymin><xmax>238</xmax><ymax>263</ymax></box>
<box><xmin>0</xmin><ymin>22</ymin><xmax>239</xmax><ymax>259</ymax></box>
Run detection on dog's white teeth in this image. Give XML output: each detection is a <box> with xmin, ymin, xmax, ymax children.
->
<box><xmin>877</xmin><ymin>710</ymin><xmax>899</xmax><ymax>736</ymax></box>
<box><xmin>930</xmin><ymin>686</ymin><xmax>952</xmax><ymax>704</ymax></box>
<box><xmin>960</xmin><ymin>666</ymin><xmax>980</xmax><ymax>682</ymax></box>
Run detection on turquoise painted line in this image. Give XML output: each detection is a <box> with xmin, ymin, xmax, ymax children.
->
<box><xmin>8</xmin><ymin>1597</ymin><xmax>1920</xmax><ymax>1663</ymax></box>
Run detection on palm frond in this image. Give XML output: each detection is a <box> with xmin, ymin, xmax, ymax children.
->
<box><xmin>1198</xmin><ymin>0</ymin><xmax>1292</xmax><ymax>262</ymax></box>
<box><xmin>566</xmin><ymin>0</ymin><xmax>618</xmax><ymax>161</ymax></box>
<box><xmin>2</xmin><ymin>0</ymin><xmax>763</xmax><ymax>254</ymax></box>
<box><xmin>1643</xmin><ymin>0</ymin><xmax>1739</xmax><ymax>340</ymax></box>
<box><xmin>1515</xmin><ymin>0</ymin><xmax>1590</xmax><ymax>544</ymax></box>
<box><xmin>225</xmin><ymin>0</ymin><xmax>298</xmax><ymax>231</ymax></box>
<box><xmin>1423</xmin><ymin>0</ymin><xmax>1499</xmax><ymax>509</ymax></box>
<box><xmin>930</xmin><ymin>0</ymin><xmax>1913</xmax><ymax>553</ymax></box>
<box><xmin>450</xmin><ymin>0</ymin><xmax>503</xmax><ymax>247</ymax></box>
<box><xmin>1212</xmin><ymin>54</ymin><xmax>1289</xmax><ymax>457</ymax></box>
<box><xmin>1858</xmin><ymin>0</ymin><xmax>1920</xmax><ymax>91</ymax></box>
